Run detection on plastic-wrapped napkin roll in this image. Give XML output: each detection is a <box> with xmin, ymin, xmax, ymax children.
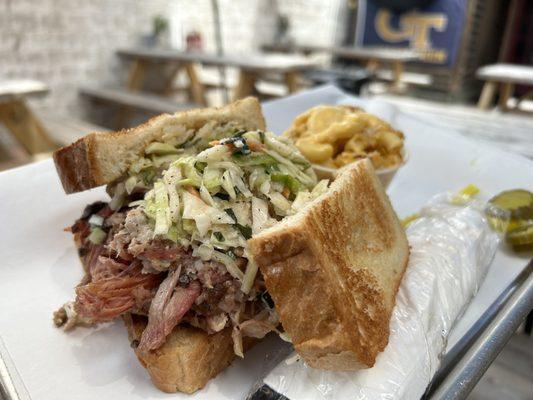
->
<box><xmin>252</xmin><ymin>194</ymin><xmax>499</xmax><ymax>400</ymax></box>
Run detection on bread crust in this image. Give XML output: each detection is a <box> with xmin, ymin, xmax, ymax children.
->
<box><xmin>53</xmin><ymin>97</ymin><xmax>265</xmax><ymax>194</ymax></box>
<box><xmin>123</xmin><ymin>314</ymin><xmax>237</xmax><ymax>394</ymax></box>
<box><xmin>248</xmin><ymin>159</ymin><xmax>409</xmax><ymax>370</ymax></box>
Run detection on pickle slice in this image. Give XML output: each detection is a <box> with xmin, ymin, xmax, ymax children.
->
<box><xmin>505</xmin><ymin>224</ymin><xmax>533</xmax><ymax>246</ymax></box>
<box><xmin>512</xmin><ymin>243</ymin><xmax>533</xmax><ymax>252</ymax></box>
<box><xmin>489</xmin><ymin>189</ymin><xmax>533</xmax><ymax>216</ymax></box>
<box><xmin>512</xmin><ymin>205</ymin><xmax>533</xmax><ymax>220</ymax></box>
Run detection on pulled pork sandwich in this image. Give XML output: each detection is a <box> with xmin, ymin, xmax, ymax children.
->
<box><xmin>52</xmin><ymin>98</ymin><xmax>409</xmax><ymax>394</ymax></box>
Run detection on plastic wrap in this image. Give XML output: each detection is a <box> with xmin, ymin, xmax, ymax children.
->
<box><xmin>261</xmin><ymin>194</ymin><xmax>500</xmax><ymax>400</ymax></box>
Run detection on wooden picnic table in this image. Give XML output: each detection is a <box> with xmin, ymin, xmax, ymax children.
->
<box><xmin>0</xmin><ymin>80</ymin><xmax>57</xmax><ymax>156</ymax></box>
<box><xmin>263</xmin><ymin>44</ymin><xmax>424</xmax><ymax>91</ymax></box>
<box><xmin>476</xmin><ymin>64</ymin><xmax>533</xmax><ymax>111</ymax></box>
<box><xmin>117</xmin><ymin>47</ymin><xmax>319</xmax><ymax>103</ymax></box>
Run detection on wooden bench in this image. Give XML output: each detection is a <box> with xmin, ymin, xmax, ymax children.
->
<box><xmin>0</xmin><ymin>79</ymin><xmax>59</xmax><ymax>159</ymax></box>
<box><xmin>0</xmin><ymin>79</ymin><xmax>49</xmax><ymax>101</ymax></box>
<box><xmin>477</xmin><ymin>64</ymin><xmax>533</xmax><ymax>111</ymax></box>
<box><xmin>0</xmin><ymin>109</ymin><xmax>109</xmax><ymax>172</ymax></box>
<box><xmin>79</xmin><ymin>86</ymin><xmax>197</xmax><ymax>115</ymax></box>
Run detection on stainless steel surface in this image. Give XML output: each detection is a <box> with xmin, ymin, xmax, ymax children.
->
<box><xmin>246</xmin><ymin>340</ymin><xmax>294</xmax><ymax>400</ymax></box>
<box><xmin>428</xmin><ymin>261</ymin><xmax>533</xmax><ymax>400</ymax></box>
<box><xmin>424</xmin><ymin>261</ymin><xmax>532</xmax><ymax>399</ymax></box>
<box><xmin>0</xmin><ymin>338</ymin><xmax>30</xmax><ymax>400</ymax></box>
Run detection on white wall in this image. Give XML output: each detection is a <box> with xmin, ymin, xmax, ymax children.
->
<box><xmin>0</xmin><ymin>0</ymin><xmax>174</xmax><ymax>117</ymax></box>
<box><xmin>0</xmin><ymin>0</ymin><xmax>342</xmax><ymax>118</ymax></box>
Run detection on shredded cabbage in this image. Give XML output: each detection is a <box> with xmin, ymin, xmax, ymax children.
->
<box><xmin>163</xmin><ymin>165</ymin><xmax>182</xmax><ymax>223</ymax></box>
<box><xmin>88</xmin><ymin>214</ymin><xmax>104</xmax><ymax>227</ymax></box>
<box><xmin>182</xmin><ymin>191</ymin><xmax>234</xmax><ymax>236</ymax></box>
<box><xmin>241</xmin><ymin>257</ymin><xmax>258</xmax><ymax>294</ymax></box>
<box><xmin>197</xmin><ymin>145</ymin><xmax>231</xmax><ymax>162</ymax></box>
<box><xmin>291</xmin><ymin>191</ymin><xmax>313</xmax><ymax>211</ymax></box>
<box><xmin>199</xmin><ymin>184</ymin><xmax>215</xmax><ymax>206</ymax></box>
<box><xmin>153</xmin><ymin>181</ymin><xmax>171</xmax><ymax>235</ymax></box>
<box><xmin>212</xmin><ymin>250</ymin><xmax>244</xmax><ymax>280</ymax></box>
<box><xmin>251</xmin><ymin>197</ymin><xmax>274</xmax><ymax>234</ymax></box>
<box><xmin>193</xmin><ymin>243</ymin><xmax>214</xmax><ymax>261</ymax></box>
<box><xmin>174</xmin><ymin>157</ymin><xmax>202</xmax><ymax>187</ymax></box>
<box><xmin>124</xmin><ymin>129</ymin><xmax>330</xmax><ymax>293</ymax></box>
<box><xmin>264</xmin><ymin>149</ymin><xmax>316</xmax><ymax>188</ymax></box>
<box><xmin>109</xmin><ymin>182</ymin><xmax>126</xmax><ymax>211</ymax></box>
<box><xmin>259</xmin><ymin>179</ymin><xmax>271</xmax><ymax>195</ymax></box>
<box><xmin>88</xmin><ymin>227</ymin><xmax>106</xmax><ymax>244</ymax></box>
<box><xmin>312</xmin><ymin>179</ymin><xmax>330</xmax><ymax>196</ymax></box>
<box><xmin>124</xmin><ymin>176</ymin><xmax>137</xmax><ymax>194</ymax></box>
<box><xmin>230</xmin><ymin>169</ymin><xmax>253</xmax><ymax>198</ymax></box>
<box><xmin>152</xmin><ymin>154</ymin><xmax>181</xmax><ymax>168</ymax></box>
<box><xmin>129</xmin><ymin>157</ymin><xmax>152</xmax><ymax>174</ymax></box>
<box><xmin>264</xmin><ymin>134</ymin><xmax>293</xmax><ymax>157</ymax></box>
<box><xmin>221</xmin><ymin>170</ymin><xmax>237</xmax><ymax>200</ymax></box>
<box><xmin>232</xmin><ymin>201</ymin><xmax>251</xmax><ymax>226</ymax></box>
<box><xmin>268</xmin><ymin>192</ymin><xmax>292</xmax><ymax>215</ymax></box>
<box><xmin>203</xmin><ymin>167</ymin><xmax>222</xmax><ymax>190</ymax></box>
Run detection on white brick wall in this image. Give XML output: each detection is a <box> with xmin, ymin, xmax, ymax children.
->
<box><xmin>279</xmin><ymin>0</ymin><xmax>342</xmax><ymax>48</ymax></box>
<box><xmin>0</xmin><ymin>0</ymin><xmax>341</xmax><ymax>118</ymax></box>
<box><xmin>0</xmin><ymin>0</ymin><xmax>172</xmax><ymax>117</ymax></box>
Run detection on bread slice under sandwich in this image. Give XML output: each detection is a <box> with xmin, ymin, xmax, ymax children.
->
<box><xmin>123</xmin><ymin>314</ymin><xmax>237</xmax><ymax>393</ymax></box>
<box><xmin>55</xmin><ymin>98</ymin><xmax>265</xmax><ymax>393</ymax></box>
<box><xmin>248</xmin><ymin>159</ymin><xmax>409</xmax><ymax>370</ymax></box>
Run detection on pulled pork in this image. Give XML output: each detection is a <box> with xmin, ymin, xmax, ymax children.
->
<box><xmin>75</xmin><ymin>260</ymin><xmax>161</xmax><ymax>322</ymax></box>
<box><xmin>56</xmin><ymin>202</ymin><xmax>276</xmax><ymax>354</ymax></box>
<box><xmin>138</xmin><ymin>270</ymin><xmax>201</xmax><ymax>351</ymax></box>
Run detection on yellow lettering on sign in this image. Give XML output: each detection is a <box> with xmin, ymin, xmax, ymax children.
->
<box><xmin>375</xmin><ymin>9</ymin><xmax>448</xmax><ymax>62</ymax></box>
<box><xmin>375</xmin><ymin>10</ymin><xmax>412</xmax><ymax>42</ymax></box>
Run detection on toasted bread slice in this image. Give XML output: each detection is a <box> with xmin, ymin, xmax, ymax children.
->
<box><xmin>123</xmin><ymin>314</ymin><xmax>237</xmax><ymax>394</ymax></box>
<box><xmin>53</xmin><ymin>97</ymin><xmax>265</xmax><ymax>193</ymax></box>
<box><xmin>248</xmin><ymin>159</ymin><xmax>409</xmax><ymax>370</ymax></box>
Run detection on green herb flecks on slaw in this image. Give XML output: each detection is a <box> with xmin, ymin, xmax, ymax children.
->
<box><xmin>124</xmin><ymin>129</ymin><xmax>329</xmax><ymax>293</ymax></box>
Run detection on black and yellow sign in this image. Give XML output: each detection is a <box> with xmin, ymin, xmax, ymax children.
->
<box><xmin>356</xmin><ymin>0</ymin><xmax>467</xmax><ymax>65</ymax></box>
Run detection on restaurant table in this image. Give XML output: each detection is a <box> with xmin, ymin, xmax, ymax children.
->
<box><xmin>476</xmin><ymin>63</ymin><xmax>533</xmax><ymax>111</ymax></box>
<box><xmin>263</xmin><ymin>44</ymin><xmax>423</xmax><ymax>91</ymax></box>
<box><xmin>117</xmin><ymin>47</ymin><xmax>319</xmax><ymax>103</ymax></box>
<box><xmin>0</xmin><ymin>80</ymin><xmax>56</xmax><ymax>155</ymax></box>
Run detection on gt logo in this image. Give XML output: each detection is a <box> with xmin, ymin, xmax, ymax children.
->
<box><xmin>375</xmin><ymin>9</ymin><xmax>448</xmax><ymax>62</ymax></box>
